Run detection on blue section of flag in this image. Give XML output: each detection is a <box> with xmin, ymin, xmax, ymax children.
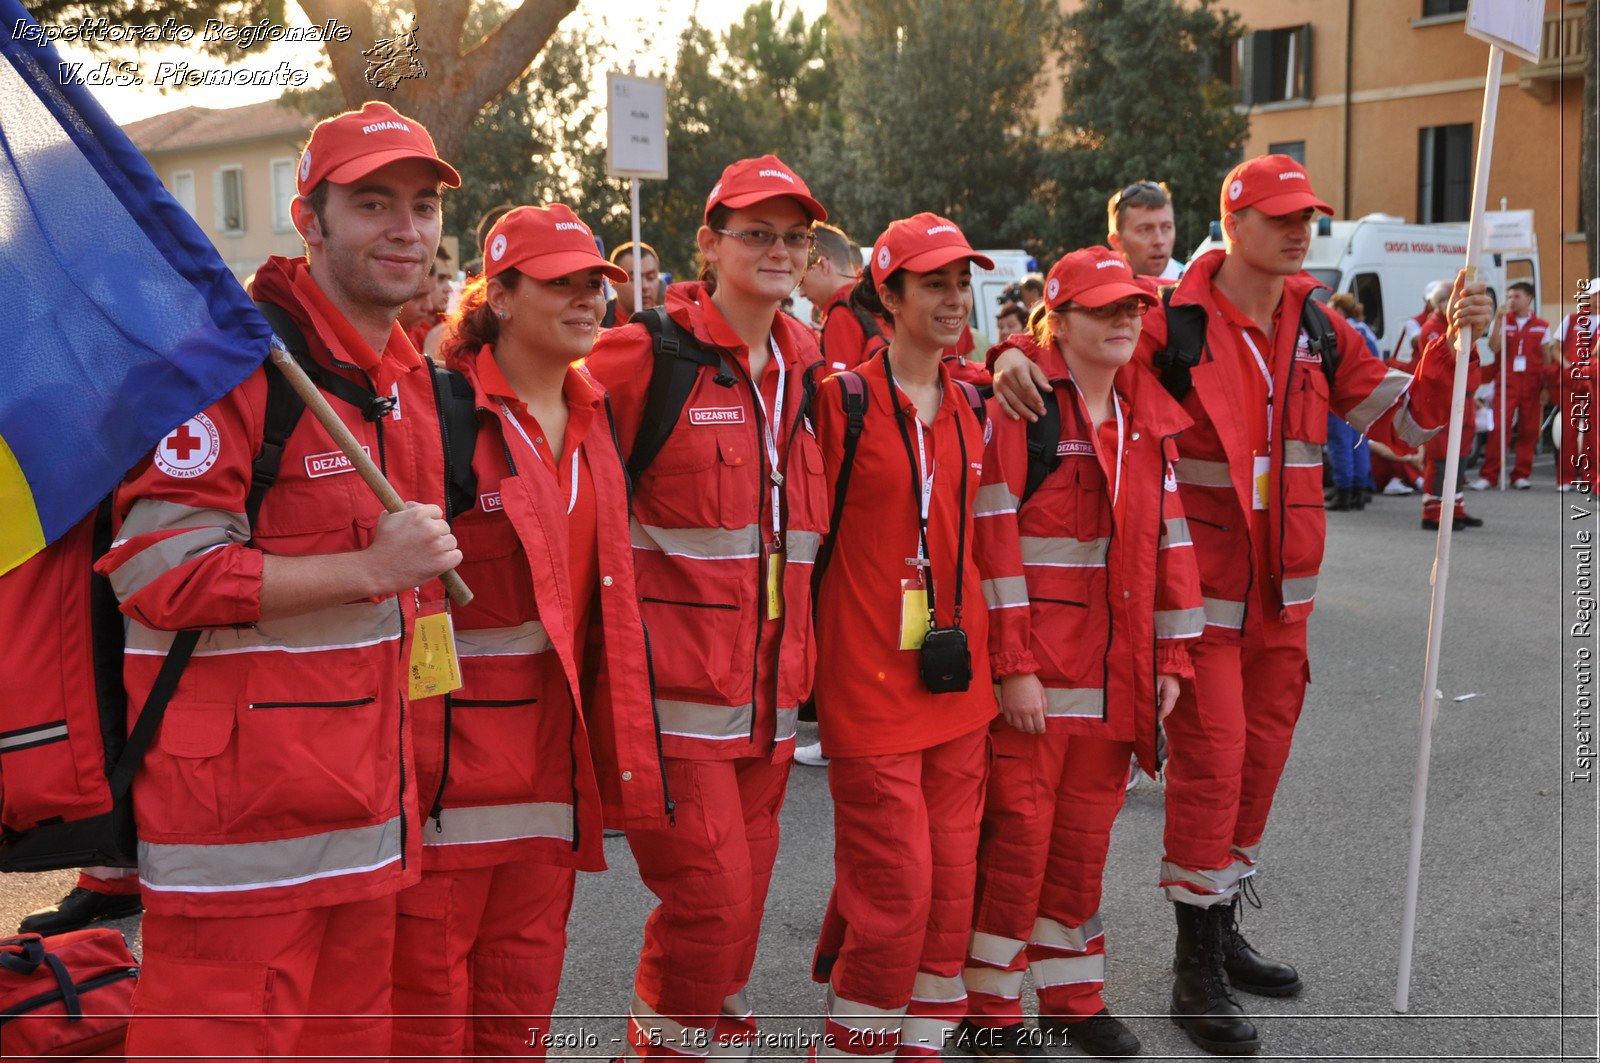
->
<box><xmin>0</xmin><ymin>0</ymin><xmax>270</xmax><ymax>545</ymax></box>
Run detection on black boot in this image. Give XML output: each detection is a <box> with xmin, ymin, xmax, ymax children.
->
<box><xmin>18</xmin><ymin>886</ymin><xmax>143</xmax><ymax>936</ymax></box>
<box><xmin>1040</xmin><ymin>1008</ymin><xmax>1142</xmax><ymax>1058</ymax></box>
<box><xmin>1325</xmin><ymin>487</ymin><xmax>1350</xmax><ymax>511</ymax></box>
<box><xmin>1218</xmin><ymin>892</ymin><xmax>1302</xmax><ymax>997</ymax></box>
<box><xmin>1170</xmin><ymin>903</ymin><xmax>1259</xmax><ymax>1056</ymax></box>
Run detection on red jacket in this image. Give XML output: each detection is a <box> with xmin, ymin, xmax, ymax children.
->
<box><xmin>975</xmin><ymin>335</ymin><xmax>1201</xmax><ymax>772</ymax></box>
<box><xmin>1501</xmin><ymin>315</ymin><xmax>1550</xmax><ymax>383</ymax></box>
<box><xmin>583</xmin><ymin>283</ymin><xmax>828</xmax><ymax>761</ymax></box>
<box><xmin>412</xmin><ymin>349</ymin><xmax>670</xmax><ymax>873</ymax></box>
<box><xmin>93</xmin><ymin>256</ymin><xmax>447</xmax><ymax>917</ymax></box>
<box><xmin>1133</xmin><ymin>250</ymin><xmax>1454</xmax><ymax>633</ymax></box>
<box><xmin>819</xmin><ymin>282</ymin><xmax>889</xmax><ymax>371</ymax></box>
<box><xmin>1414</xmin><ymin>311</ymin><xmax>1482</xmax><ymax>462</ymax></box>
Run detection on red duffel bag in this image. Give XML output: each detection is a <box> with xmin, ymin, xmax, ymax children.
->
<box><xmin>0</xmin><ymin>928</ymin><xmax>138</xmax><ymax>1059</ymax></box>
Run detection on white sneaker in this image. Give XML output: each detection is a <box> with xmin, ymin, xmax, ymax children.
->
<box><xmin>1125</xmin><ymin>756</ymin><xmax>1141</xmax><ymax>792</ymax></box>
<box><xmin>1467</xmin><ymin>477</ymin><xmax>1490</xmax><ymax>491</ymax></box>
<box><xmin>794</xmin><ymin>741</ymin><xmax>829</xmax><ymax>767</ymax></box>
<box><xmin>1559</xmin><ymin>483</ymin><xmax>1579</xmax><ymax>493</ymax></box>
<box><xmin>1512</xmin><ymin>478</ymin><xmax>1532</xmax><ymax>490</ymax></box>
<box><xmin>1383</xmin><ymin>477</ymin><xmax>1415</xmax><ymax>496</ymax></box>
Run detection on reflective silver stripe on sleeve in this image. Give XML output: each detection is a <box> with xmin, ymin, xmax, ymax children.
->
<box><xmin>1030</xmin><ymin>953</ymin><xmax>1106</xmax><ymax>988</ymax></box>
<box><xmin>455</xmin><ymin>621</ymin><xmax>552</xmax><ymax>658</ymax></box>
<box><xmin>1173</xmin><ymin>458</ymin><xmax>1232</xmax><ymax>488</ymax></box>
<box><xmin>1044</xmin><ymin>687</ymin><xmax>1104</xmax><ymax>718</ymax></box>
<box><xmin>785</xmin><ymin>530</ymin><xmax>821</xmax><ymax>565</ymax></box>
<box><xmin>968</xmin><ymin>930</ymin><xmax>1027</xmax><ymax>967</ymax></box>
<box><xmin>1020</xmin><ymin>536</ymin><xmax>1108</xmax><ymax>567</ymax></box>
<box><xmin>139</xmin><ymin>816</ymin><xmax>401</xmax><ymax>893</ymax></box>
<box><xmin>1345</xmin><ymin>370</ymin><xmax>1412</xmax><ymax>434</ymax></box>
<box><xmin>1281</xmin><ymin>575</ymin><xmax>1318</xmax><ymax>607</ymax></box>
<box><xmin>1154</xmin><ymin>607</ymin><xmax>1207</xmax><ymax>639</ymax></box>
<box><xmin>1031</xmin><ymin>913</ymin><xmax>1104</xmax><ymax>952</ymax></box>
<box><xmin>774</xmin><ymin>706</ymin><xmax>799</xmax><ymax>743</ymax></box>
<box><xmin>0</xmin><ymin>720</ymin><xmax>68</xmax><ymax>752</ymax></box>
<box><xmin>423</xmin><ymin>801</ymin><xmax>573</xmax><ymax>847</ymax></box>
<box><xmin>982</xmin><ymin>576</ymin><xmax>1030</xmax><ymax>610</ymax></box>
<box><xmin>974</xmin><ymin>482</ymin><xmax>1020</xmax><ymax>517</ymax></box>
<box><xmin>1202</xmin><ymin>597</ymin><xmax>1246</xmax><ymax>630</ymax></box>
<box><xmin>1283</xmin><ymin>440</ymin><xmax>1323</xmax><ymax>467</ymax></box>
<box><xmin>1161</xmin><ymin>517</ymin><xmax>1193</xmax><ymax>549</ymax></box>
<box><xmin>1393</xmin><ymin>404</ymin><xmax>1435</xmax><ymax>448</ymax></box>
<box><xmin>124</xmin><ymin>599</ymin><xmax>403</xmax><ymax>657</ymax></box>
<box><xmin>656</xmin><ymin>699</ymin><xmax>755</xmax><ymax>741</ymax></box>
<box><xmin>629</xmin><ymin>994</ymin><xmax>712</xmax><ymax>1057</ymax></box>
<box><xmin>119</xmin><ymin>499</ymin><xmax>249</xmax><ymax>541</ymax></box>
<box><xmin>631</xmin><ymin>519</ymin><xmax>761</xmax><ymax>560</ymax></box>
<box><xmin>109</xmin><ymin>525</ymin><xmax>238</xmax><ymax>600</ymax></box>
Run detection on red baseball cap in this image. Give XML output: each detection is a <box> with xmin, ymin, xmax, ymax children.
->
<box><xmin>296</xmin><ymin>101</ymin><xmax>461</xmax><ymax>195</ymax></box>
<box><xmin>483</xmin><ymin>204</ymin><xmax>628</xmax><ymax>283</ymax></box>
<box><xmin>705</xmin><ymin>154</ymin><xmax>826</xmax><ymax>223</ymax></box>
<box><xmin>869</xmin><ymin>213</ymin><xmax>995</xmax><ymax>287</ymax></box>
<box><xmin>1044</xmin><ymin>246</ymin><xmax>1158</xmax><ymax>310</ymax></box>
<box><xmin>1219</xmin><ymin>154</ymin><xmax>1333</xmax><ymax>218</ymax></box>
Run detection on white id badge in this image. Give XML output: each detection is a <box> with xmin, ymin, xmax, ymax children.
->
<box><xmin>1513</xmin><ymin>355</ymin><xmax>1527</xmax><ymax>373</ymax></box>
<box><xmin>1252</xmin><ymin>454</ymin><xmax>1270</xmax><ymax>510</ymax></box>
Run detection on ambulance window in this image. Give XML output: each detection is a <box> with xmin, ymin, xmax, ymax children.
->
<box><xmin>1351</xmin><ymin>273</ymin><xmax>1383</xmax><ymax>338</ymax></box>
<box><xmin>1306</xmin><ymin>269</ymin><xmax>1340</xmax><ymax>293</ymax></box>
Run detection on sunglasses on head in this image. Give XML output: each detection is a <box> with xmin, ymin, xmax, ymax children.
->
<box><xmin>1111</xmin><ymin>180</ymin><xmax>1167</xmax><ymax>213</ymax></box>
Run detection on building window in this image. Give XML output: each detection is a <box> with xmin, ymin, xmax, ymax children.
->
<box><xmin>1269</xmin><ymin>140</ymin><xmax>1306</xmax><ymax>165</ymax></box>
<box><xmin>171</xmin><ymin>170</ymin><xmax>195</xmax><ymax>218</ymax></box>
<box><xmin>1422</xmin><ymin>0</ymin><xmax>1468</xmax><ymax>16</ymax></box>
<box><xmin>214</xmin><ymin>165</ymin><xmax>245</xmax><ymax>235</ymax></box>
<box><xmin>1417</xmin><ymin>124</ymin><xmax>1472</xmax><ymax>223</ymax></box>
<box><xmin>270</xmin><ymin>158</ymin><xmax>296</xmax><ymax>233</ymax></box>
<box><xmin>1239</xmin><ymin>24</ymin><xmax>1312</xmax><ymax>106</ymax></box>
<box><xmin>1350</xmin><ymin>272</ymin><xmax>1385</xmax><ymax>340</ymax></box>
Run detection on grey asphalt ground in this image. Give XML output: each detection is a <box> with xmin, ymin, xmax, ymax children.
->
<box><xmin>4</xmin><ymin>456</ymin><xmax>1595</xmax><ymax>1061</ymax></box>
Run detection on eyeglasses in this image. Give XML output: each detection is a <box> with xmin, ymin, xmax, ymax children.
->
<box><xmin>713</xmin><ymin>227</ymin><xmax>814</xmax><ymax>252</ymax></box>
<box><xmin>1064</xmin><ymin>298</ymin><xmax>1147</xmax><ymax>320</ymax></box>
<box><xmin>1110</xmin><ymin>180</ymin><xmax>1168</xmax><ymax>214</ymax></box>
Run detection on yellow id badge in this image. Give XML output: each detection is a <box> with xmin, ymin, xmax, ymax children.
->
<box><xmin>409</xmin><ymin>610</ymin><xmax>462</xmax><ymax>700</ymax></box>
<box><xmin>1252</xmin><ymin>454</ymin><xmax>1270</xmax><ymax>511</ymax></box>
<box><xmin>899</xmin><ymin>580</ymin><xmax>931</xmax><ymax>651</ymax></box>
<box><xmin>767</xmin><ymin>552</ymin><xmax>785</xmax><ymax>620</ymax></box>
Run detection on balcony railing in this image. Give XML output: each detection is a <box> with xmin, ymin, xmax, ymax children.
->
<box><xmin>1518</xmin><ymin>6</ymin><xmax>1587</xmax><ymax>102</ymax></box>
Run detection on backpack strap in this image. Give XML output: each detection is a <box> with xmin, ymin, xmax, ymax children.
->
<box><xmin>253</xmin><ymin>300</ymin><xmax>398</xmax><ymax>423</ymax></box>
<box><xmin>427</xmin><ymin>360</ymin><xmax>480</xmax><ymax>520</ymax></box>
<box><xmin>1301</xmin><ymin>297</ymin><xmax>1341</xmax><ymax>386</ymax></box>
<box><xmin>627</xmin><ymin>307</ymin><xmax>726</xmax><ymax>483</ymax></box>
<box><xmin>1021</xmin><ymin>388</ymin><xmax>1062</xmax><ymax>505</ymax></box>
<box><xmin>811</xmin><ymin>371</ymin><xmax>868</xmax><ymax>590</ymax></box>
<box><xmin>1154</xmin><ymin>287</ymin><xmax>1209</xmax><ymax>402</ymax></box>
<box><xmin>954</xmin><ymin>379</ymin><xmax>987</xmax><ymax>429</ymax></box>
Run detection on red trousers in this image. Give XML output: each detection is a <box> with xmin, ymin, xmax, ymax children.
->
<box><xmin>965</xmin><ymin>731</ymin><xmax>1130</xmax><ymax>1026</ymax></box>
<box><xmin>1481</xmin><ymin>375</ymin><xmax>1543</xmax><ymax>484</ymax></box>
<box><xmin>390</xmin><ymin>860</ymin><xmax>576</xmax><ymax>1061</ymax></box>
<box><xmin>1160</xmin><ymin>615</ymin><xmax>1309</xmax><ymax>906</ymax></box>
<box><xmin>815</xmin><ymin>726</ymin><xmax>988</xmax><ymax>1060</ymax></box>
<box><xmin>624</xmin><ymin>755</ymin><xmax>791</xmax><ymax>1060</ymax></box>
<box><xmin>125</xmin><ymin>895</ymin><xmax>394</xmax><ymax>1061</ymax></box>
<box><xmin>1560</xmin><ymin>380</ymin><xmax>1595</xmax><ymax>488</ymax></box>
<box><xmin>78</xmin><ymin>866</ymin><xmax>140</xmax><ymax>896</ymax></box>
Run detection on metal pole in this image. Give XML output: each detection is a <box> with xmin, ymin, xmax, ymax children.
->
<box><xmin>1394</xmin><ymin>44</ymin><xmax>1503</xmax><ymax>1014</ymax></box>
<box><xmin>1498</xmin><ymin>339</ymin><xmax>1508</xmax><ymax>489</ymax></box>
<box><xmin>631</xmin><ymin>176</ymin><xmax>644</xmax><ymax>315</ymax></box>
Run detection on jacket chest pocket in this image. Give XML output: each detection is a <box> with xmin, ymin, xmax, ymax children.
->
<box><xmin>792</xmin><ymin>430</ymin><xmax>828</xmax><ymax>533</ymax></box>
<box><xmin>451</xmin><ymin>510</ymin><xmax>533</xmax><ymax>629</ymax></box>
<box><xmin>1072</xmin><ymin>460</ymin><xmax>1113</xmax><ymax>541</ymax></box>
<box><xmin>1284</xmin><ymin>365</ymin><xmax>1330</xmax><ymax>444</ymax></box>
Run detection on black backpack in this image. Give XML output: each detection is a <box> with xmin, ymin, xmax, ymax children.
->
<box><xmin>1152</xmin><ymin>288</ymin><xmax>1340</xmax><ymax>402</ymax></box>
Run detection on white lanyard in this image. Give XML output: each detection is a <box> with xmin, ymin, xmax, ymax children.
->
<box><xmin>750</xmin><ymin>337</ymin><xmax>787</xmax><ymax>549</ymax></box>
<box><xmin>499</xmin><ymin>401</ymin><xmax>580</xmax><ymax>515</ymax></box>
<box><xmin>904</xmin><ymin>394</ymin><xmax>937</xmax><ymax>566</ymax></box>
<box><xmin>1238</xmin><ymin>330</ymin><xmax>1275</xmax><ymax>446</ymax></box>
<box><xmin>1070</xmin><ymin>380</ymin><xmax>1124</xmax><ymax>510</ymax></box>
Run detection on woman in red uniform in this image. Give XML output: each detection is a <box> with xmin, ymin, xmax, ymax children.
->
<box><xmin>809</xmin><ymin>214</ymin><xmax>998</xmax><ymax>1060</ymax></box>
<box><xmin>390</xmin><ymin>204</ymin><xmax>671</xmax><ymax>1060</ymax></box>
<box><xmin>960</xmin><ymin>247</ymin><xmax>1204</xmax><ymax>1060</ymax></box>
<box><xmin>584</xmin><ymin>156</ymin><xmax>830</xmax><ymax>1060</ymax></box>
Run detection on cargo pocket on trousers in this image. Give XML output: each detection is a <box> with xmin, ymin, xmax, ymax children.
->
<box><xmin>129</xmin><ymin>953</ymin><xmax>270</xmax><ymax>1057</ymax></box>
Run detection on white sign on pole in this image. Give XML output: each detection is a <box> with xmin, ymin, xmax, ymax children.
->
<box><xmin>1481</xmin><ymin>209</ymin><xmax>1537</xmax><ymax>254</ymax></box>
<box><xmin>606</xmin><ymin>73</ymin><xmax>668</xmax><ymax>180</ymax></box>
<box><xmin>1465</xmin><ymin>0</ymin><xmax>1543</xmax><ymax>63</ymax></box>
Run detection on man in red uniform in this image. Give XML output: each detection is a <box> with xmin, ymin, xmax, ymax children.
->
<box><xmin>990</xmin><ymin>155</ymin><xmax>1490</xmax><ymax>1056</ymax></box>
<box><xmin>95</xmin><ymin>101</ymin><xmax>462</xmax><ymax>1056</ymax></box>
<box><xmin>803</xmin><ymin>222</ymin><xmax>886</xmax><ymax>372</ymax></box>
<box><xmin>1473</xmin><ymin>281</ymin><xmax>1548</xmax><ymax>490</ymax></box>
<box><xmin>1546</xmin><ymin>284</ymin><xmax>1598</xmax><ymax>492</ymax></box>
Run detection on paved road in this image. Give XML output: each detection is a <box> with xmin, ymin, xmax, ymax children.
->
<box><xmin>5</xmin><ymin>460</ymin><xmax>1595</xmax><ymax>1061</ymax></box>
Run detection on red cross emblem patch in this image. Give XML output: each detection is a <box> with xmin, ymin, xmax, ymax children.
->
<box><xmin>154</xmin><ymin>413</ymin><xmax>221</xmax><ymax>479</ymax></box>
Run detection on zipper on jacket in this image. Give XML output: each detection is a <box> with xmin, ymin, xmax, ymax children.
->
<box><xmin>427</xmin><ymin>693</ymin><xmax>453</xmax><ymax>831</ymax></box>
<box><xmin>1099</xmin><ymin>491</ymin><xmax>1115</xmax><ymax>725</ymax></box>
<box><xmin>362</xmin><ymin>368</ymin><xmax>409</xmax><ymax>868</ymax></box>
<box><xmin>248</xmin><ymin>697</ymin><xmax>375</xmax><ymax>710</ymax></box>
<box><xmin>1186</xmin><ymin>515</ymin><xmax>1230</xmax><ymax>532</ymax></box>
<box><xmin>451</xmin><ymin>696</ymin><xmax>538</xmax><ymax>708</ymax></box>
<box><xmin>640</xmin><ymin>619</ymin><xmax>675</xmax><ymax>824</ymax></box>
<box><xmin>1275</xmin><ymin>338</ymin><xmax>1295</xmax><ymax>607</ymax></box>
<box><xmin>0</xmin><ymin>967</ymin><xmax>139</xmax><ymax>1022</ymax></box>
<box><xmin>641</xmin><ymin>597</ymin><xmax>737</xmax><ymax>611</ymax></box>
<box><xmin>430</xmin><ymin>366</ymin><xmax>457</xmax><ymax>519</ymax></box>
<box><xmin>1150</xmin><ymin>433</ymin><xmax>1184</xmax><ymax>774</ymax></box>
<box><xmin>722</xmin><ymin>353</ymin><xmax>768</xmax><ymax>744</ymax></box>
<box><xmin>1033</xmin><ymin>596</ymin><xmax>1087</xmax><ymax>608</ymax></box>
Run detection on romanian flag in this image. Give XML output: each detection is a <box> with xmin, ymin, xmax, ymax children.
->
<box><xmin>0</xmin><ymin>0</ymin><xmax>270</xmax><ymax>575</ymax></box>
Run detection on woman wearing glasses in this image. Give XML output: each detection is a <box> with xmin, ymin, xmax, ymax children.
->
<box><xmin>584</xmin><ymin>155</ymin><xmax>830</xmax><ymax>1061</ymax></box>
<box><xmin>960</xmin><ymin>247</ymin><xmax>1204</xmax><ymax>1060</ymax></box>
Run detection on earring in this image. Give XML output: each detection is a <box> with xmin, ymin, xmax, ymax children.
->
<box><xmin>498</xmin><ymin>311</ymin><xmax>508</xmax><ymax>320</ymax></box>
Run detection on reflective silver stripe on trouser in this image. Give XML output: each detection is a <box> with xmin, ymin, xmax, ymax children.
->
<box><xmin>1020</xmin><ymin>536</ymin><xmax>1108</xmax><ymax>567</ymax></box>
<box><xmin>1154</xmin><ymin>607</ymin><xmax>1207</xmax><ymax>639</ymax></box>
<box><xmin>0</xmin><ymin>720</ymin><xmax>68</xmax><ymax>751</ymax></box>
<box><xmin>1030</xmin><ymin>953</ymin><xmax>1106</xmax><ymax>988</ymax></box>
<box><xmin>982</xmin><ymin>576</ymin><xmax>1030</xmax><ymax>610</ymax></box>
<box><xmin>974</xmin><ymin>483</ymin><xmax>1019</xmax><ymax>517</ymax></box>
<box><xmin>774</xmin><ymin>705</ymin><xmax>799</xmax><ymax>743</ymax></box>
<box><xmin>785</xmin><ymin>529</ymin><xmax>821</xmax><ymax>565</ymax></box>
<box><xmin>1161</xmin><ymin>859</ymin><xmax>1249</xmax><ymax>907</ymax></box>
<box><xmin>631</xmin><ymin>519</ymin><xmax>762</xmax><ymax>560</ymax></box>
<box><xmin>708</xmin><ymin>991</ymin><xmax>754</xmax><ymax>1060</ymax></box>
<box><xmin>962</xmin><ymin>962</ymin><xmax>1024</xmax><ymax>1000</ymax></box>
<box><xmin>967</xmin><ymin>930</ymin><xmax>1026</xmax><ymax>968</ymax></box>
<box><xmin>1392</xmin><ymin>403</ymin><xmax>1434</xmax><ymax>448</ymax></box>
<box><xmin>1161</xmin><ymin>517</ymin><xmax>1193</xmax><ymax>548</ymax></box>
<box><xmin>1232</xmin><ymin>843</ymin><xmax>1261</xmax><ymax>867</ymax></box>
<box><xmin>901</xmin><ymin>973</ymin><xmax>966</xmax><ymax>1053</ymax></box>
<box><xmin>963</xmin><ymin>931</ymin><xmax>1026</xmax><ymax>1000</ymax></box>
<box><xmin>423</xmin><ymin>801</ymin><xmax>573</xmax><ymax>847</ymax></box>
<box><xmin>1281</xmin><ymin>576</ymin><xmax>1318</xmax><ymax>607</ymax></box>
<box><xmin>1345</xmin><ymin>369</ymin><xmax>1413</xmax><ymax>434</ymax></box>
<box><xmin>1044</xmin><ymin>687</ymin><xmax>1103</xmax><ymax>718</ymax></box>
<box><xmin>454</xmin><ymin>621</ymin><xmax>552</xmax><ymax>657</ymax></box>
<box><xmin>821</xmin><ymin>986</ymin><xmax>903</xmax><ymax>1061</ymax></box>
<box><xmin>124</xmin><ymin>599</ymin><xmax>402</xmax><ymax>656</ymax></box>
<box><xmin>1202</xmin><ymin>598</ymin><xmax>1246</xmax><ymax>630</ymax></box>
<box><xmin>1031</xmin><ymin>913</ymin><xmax>1104</xmax><ymax>952</ymax></box>
<box><xmin>1283</xmin><ymin>440</ymin><xmax>1324</xmax><ymax>467</ymax></box>
<box><xmin>1173</xmin><ymin>458</ymin><xmax>1232</xmax><ymax>488</ymax></box>
<box><xmin>138</xmin><ymin>816</ymin><xmax>402</xmax><ymax>894</ymax></box>
<box><xmin>656</xmin><ymin>700</ymin><xmax>755</xmax><ymax>741</ymax></box>
<box><xmin>108</xmin><ymin>523</ymin><xmax>241</xmax><ymax>600</ymax></box>
<box><xmin>628</xmin><ymin>993</ymin><xmax>711</xmax><ymax>1058</ymax></box>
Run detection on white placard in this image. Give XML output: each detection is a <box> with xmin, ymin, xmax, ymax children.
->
<box><xmin>607</xmin><ymin>73</ymin><xmax>668</xmax><ymax>180</ymax></box>
<box><xmin>1465</xmin><ymin>0</ymin><xmax>1543</xmax><ymax>63</ymax></box>
<box><xmin>1481</xmin><ymin>209</ymin><xmax>1536</xmax><ymax>253</ymax></box>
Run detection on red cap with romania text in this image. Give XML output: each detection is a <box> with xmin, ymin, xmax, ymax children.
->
<box><xmin>705</xmin><ymin>155</ymin><xmax>826</xmax><ymax>223</ymax></box>
<box><xmin>483</xmin><ymin>204</ymin><xmax>628</xmax><ymax>283</ymax></box>
<box><xmin>869</xmin><ymin>213</ymin><xmax>995</xmax><ymax>287</ymax></box>
<box><xmin>1220</xmin><ymin>154</ymin><xmax>1333</xmax><ymax>219</ymax></box>
<box><xmin>1044</xmin><ymin>246</ymin><xmax>1158</xmax><ymax>310</ymax></box>
<box><xmin>297</xmin><ymin>101</ymin><xmax>461</xmax><ymax>195</ymax></box>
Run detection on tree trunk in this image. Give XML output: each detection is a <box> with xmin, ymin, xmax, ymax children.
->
<box><xmin>296</xmin><ymin>0</ymin><xmax>578</xmax><ymax>162</ymax></box>
<box><xmin>1585</xmin><ymin>0</ymin><xmax>1597</xmax><ymax>275</ymax></box>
